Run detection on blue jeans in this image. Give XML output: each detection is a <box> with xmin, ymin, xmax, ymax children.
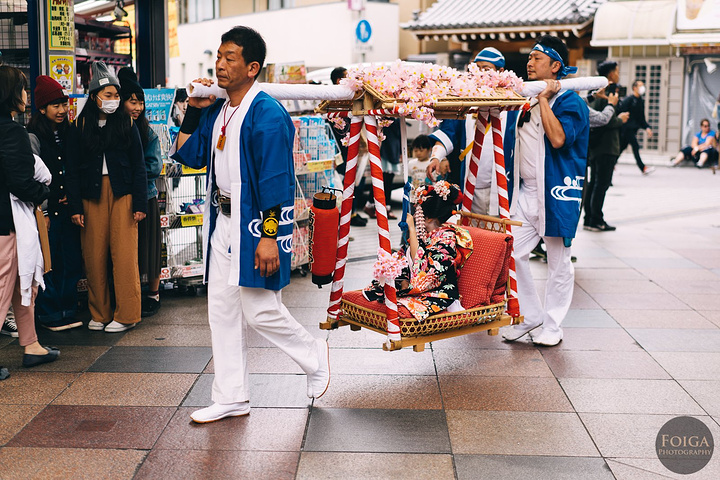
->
<box><xmin>35</xmin><ymin>209</ymin><xmax>83</xmax><ymax>324</ymax></box>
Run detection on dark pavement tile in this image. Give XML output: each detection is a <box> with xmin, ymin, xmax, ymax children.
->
<box><xmin>53</xmin><ymin>372</ymin><xmax>196</xmax><ymax>407</ymax></box>
<box><xmin>542</xmin><ymin>351</ymin><xmax>670</xmax><ymax>379</ymax></box>
<box><xmin>115</xmin><ymin>325</ymin><xmax>212</xmax><ymax>347</ymax></box>
<box><xmin>297</xmin><ymin>452</ymin><xmax>455</xmax><ymax>480</ymax></box>
<box><xmin>607</xmin><ymin>309</ymin><xmax>716</xmax><ymax>329</ymax></box>
<box><xmin>88</xmin><ymin>346</ymin><xmax>212</xmax><ymax>373</ymax></box>
<box><xmin>329</xmin><ymin>348</ymin><xmax>437</xmax><ymax>376</ymax></box>
<box><xmin>677</xmin><ymin>380</ymin><xmax>720</xmax><ymax>416</ymax></box>
<box><xmin>314</xmin><ymin>375</ymin><xmax>442</xmax><ymax>410</ymax></box>
<box><xmin>304</xmin><ymin>408</ymin><xmax>451</xmax><ymax>454</ymax></box>
<box><xmin>562</xmin><ymin>309</ymin><xmax>619</xmax><ymax>328</ymax></box>
<box><xmin>627</xmin><ymin>328</ymin><xmax>720</xmax><ymax>352</ymax></box>
<box><xmin>559</xmin><ymin>378</ymin><xmax>704</xmax><ymax>415</ymax></box>
<box><xmin>141</xmin><ymin>294</ymin><xmax>208</xmax><ymax>325</ymax></box>
<box><xmin>580</xmin><ymin>413</ymin><xmax>720</xmax><ymax>459</ymax></box>
<box><xmin>589</xmin><ymin>293</ymin><xmax>689</xmax><ymax>311</ymax></box>
<box><xmin>439</xmin><ymin>376</ymin><xmax>573</xmax><ymax>412</ymax></box>
<box><xmin>8</xmin><ymin>405</ymin><xmax>174</xmax><ymax>449</ymax></box>
<box><xmin>651</xmin><ymin>352</ymin><xmax>720</xmax><ymax>380</ymax></box>
<box><xmin>551</xmin><ymin>328</ymin><xmax>642</xmax><ymax>351</ymax></box>
<box><xmin>182</xmin><ymin>373</ymin><xmax>311</xmax><ymax>408</ymax></box>
<box><xmin>446</xmin><ymin>411</ymin><xmax>599</xmax><ymax>456</ymax></box>
<box><xmin>0</xmin><ymin>345</ymin><xmax>108</xmax><ymax>372</ymax></box>
<box><xmin>35</xmin><ymin>325</ymin><xmax>129</xmax><ymax>346</ymax></box>
<box><xmin>0</xmin><ymin>372</ymin><xmax>75</xmax><ymax>405</ymax></box>
<box><xmin>0</xmin><ymin>405</ymin><xmax>44</xmax><ymax>445</ymax></box>
<box><xmin>433</xmin><ymin>349</ymin><xmax>553</xmax><ymax>377</ymax></box>
<box><xmin>155</xmin><ymin>407</ymin><xmax>307</xmax><ymax>451</ymax></box>
<box><xmin>0</xmin><ymin>447</ymin><xmax>147</xmax><ymax>480</ymax></box>
<box><xmin>455</xmin><ymin>455</ymin><xmax>614</xmax><ymax>480</ymax></box>
<box><xmin>135</xmin><ymin>449</ymin><xmax>299</xmax><ymax>480</ymax></box>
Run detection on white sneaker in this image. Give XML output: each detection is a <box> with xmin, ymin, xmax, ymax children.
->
<box><xmin>104</xmin><ymin>320</ymin><xmax>136</xmax><ymax>333</ymax></box>
<box><xmin>531</xmin><ymin>327</ymin><xmax>563</xmax><ymax>347</ymax></box>
<box><xmin>87</xmin><ymin>320</ymin><xmax>105</xmax><ymax>331</ymax></box>
<box><xmin>190</xmin><ymin>402</ymin><xmax>251</xmax><ymax>424</ymax></box>
<box><xmin>501</xmin><ymin>322</ymin><xmax>542</xmax><ymax>342</ymax></box>
<box><xmin>307</xmin><ymin>339</ymin><xmax>330</xmax><ymax>399</ymax></box>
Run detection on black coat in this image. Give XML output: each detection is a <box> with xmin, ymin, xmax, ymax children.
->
<box><xmin>0</xmin><ymin>114</ymin><xmax>50</xmax><ymax>235</ymax></box>
<box><xmin>66</xmin><ymin>121</ymin><xmax>147</xmax><ymax>216</ymax></box>
<box><xmin>618</xmin><ymin>95</ymin><xmax>650</xmax><ymax>131</ymax></box>
<box><xmin>28</xmin><ymin>124</ymin><xmax>80</xmax><ymax>218</ymax></box>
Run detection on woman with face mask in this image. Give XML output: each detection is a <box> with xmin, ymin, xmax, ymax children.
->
<box><xmin>118</xmin><ymin>67</ymin><xmax>163</xmax><ymax>317</ymax></box>
<box><xmin>66</xmin><ymin>61</ymin><xmax>147</xmax><ymax>333</ymax></box>
<box><xmin>27</xmin><ymin>76</ymin><xmax>83</xmax><ymax>331</ymax></box>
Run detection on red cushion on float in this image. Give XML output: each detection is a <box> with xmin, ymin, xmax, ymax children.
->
<box><xmin>457</xmin><ymin>227</ymin><xmax>513</xmax><ymax>308</ymax></box>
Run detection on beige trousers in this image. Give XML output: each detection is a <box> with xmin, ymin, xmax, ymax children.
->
<box><xmin>0</xmin><ymin>233</ymin><xmax>38</xmax><ymax>346</ymax></box>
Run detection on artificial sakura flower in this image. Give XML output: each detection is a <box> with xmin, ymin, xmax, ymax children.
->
<box><xmin>372</xmin><ymin>248</ymin><xmax>409</xmax><ymax>285</ymax></box>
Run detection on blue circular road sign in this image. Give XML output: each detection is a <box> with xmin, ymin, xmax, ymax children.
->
<box><xmin>356</xmin><ymin>20</ymin><xmax>372</xmax><ymax>43</ymax></box>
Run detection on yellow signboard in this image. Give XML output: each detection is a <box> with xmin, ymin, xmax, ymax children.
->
<box><xmin>47</xmin><ymin>0</ymin><xmax>75</xmax><ymax>50</ymax></box>
<box><xmin>49</xmin><ymin>55</ymin><xmax>74</xmax><ymax>92</ymax></box>
<box><xmin>181</xmin><ymin>165</ymin><xmax>207</xmax><ymax>175</ymax></box>
<box><xmin>180</xmin><ymin>214</ymin><xmax>203</xmax><ymax>227</ymax></box>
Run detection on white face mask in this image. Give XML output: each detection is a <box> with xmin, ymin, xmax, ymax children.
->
<box><xmin>99</xmin><ymin>99</ymin><xmax>120</xmax><ymax>114</ymax></box>
<box><xmin>638</xmin><ymin>86</ymin><xmax>646</xmax><ymax>96</ymax></box>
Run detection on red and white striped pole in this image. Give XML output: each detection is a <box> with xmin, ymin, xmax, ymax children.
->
<box><xmin>365</xmin><ymin>116</ymin><xmax>401</xmax><ymax>341</ymax></box>
<box><xmin>490</xmin><ymin>111</ymin><xmax>520</xmax><ymax>319</ymax></box>
<box><xmin>326</xmin><ymin>115</ymin><xmax>362</xmax><ymax>321</ymax></box>
<box><xmin>460</xmin><ymin>113</ymin><xmax>488</xmax><ymax>224</ymax></box>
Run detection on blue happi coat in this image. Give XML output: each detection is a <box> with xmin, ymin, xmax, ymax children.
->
<box><xmin>503</xmin><ymin>90</ymin><xmax>589</xmax><ymax>238</ymax></box>
<box><xmin>171</xmin><ymin>88</ymin><xmax>295</xmax><ymax>290</ymax></box>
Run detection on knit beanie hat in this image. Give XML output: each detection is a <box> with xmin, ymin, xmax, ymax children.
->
<box><xmin>474</xmin><ymin>47</ymin><xmax>505</xmax><ymax>69</ymax></box>
<box><xmin>88</xmin><ymin>61</ymin><xmax>120</xmax><ymax>94</ymax></box>
<box><xmin>34</xmin><ymin>75</ymin><xmax>68</xmax><ymax>109</ymax></box>
<box><xmin>118</xmin><ymin>67</ymin><xmax>144</xmax><ymax>98</ymax></box>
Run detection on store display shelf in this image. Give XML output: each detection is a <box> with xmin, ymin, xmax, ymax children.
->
<box><xmin>75</xmin><ymin>17</ymin><xmax>132</xmax><ymax>37</ymax></box>
<box><xmin>75</xmin><ymin>48</ymin><xmax>131</xmax><ymax>66</ymax></box>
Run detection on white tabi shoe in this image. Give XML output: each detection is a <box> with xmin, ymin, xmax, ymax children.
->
<box><xmin>190</xmin><ymin>402</ymin><xmax>251</xmax><ymax>424</ymax></box>
<box><xmin>104</xmin><ymin>320</ymin><xmax>137</xmax><ymax>333</ymax></box>
<box><xmin>530</xmin><ymin>328</ymin><xmax>563</xmax><ymax>347</ymax></box>
<box><xmin>307</xmin><ymin>339</ymin><xmax>330</xmax><ymax>399</ymax></box>
<box><xmin>87</xmin><ymin>320</ymin><xmax>105</xmax><ymax>331</ymax></box>
<box><xmin>501</xmin><ymin>322</ymin><xmax>542</xmax><ymax>342</ymax></box>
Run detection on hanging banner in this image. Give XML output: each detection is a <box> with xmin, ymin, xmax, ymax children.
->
<box><xmin>168</xmin><ymin>1</ymin><xmax>180</xmax><ymax>58</ymax></box>
<box><xmin>49</xmin><ymin>55</ymin><xmax>74</xmax><ymax>92</ymax></box>
<box><xmin>47</xmin><ymin>0</ymin><xmax>75</xmax><ymax>50</ymax></box>
<box><xmin>144</xmin><ymin>88</ymin><xmax>177</xmax><ymax>126</ymax></box>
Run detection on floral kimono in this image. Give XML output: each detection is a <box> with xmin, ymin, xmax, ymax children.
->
<box><xmin>364</xmin><ymin>224</ymin><xmax>473</xmax><ymax>321</ymax></box>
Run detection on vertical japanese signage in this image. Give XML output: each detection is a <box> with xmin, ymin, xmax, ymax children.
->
<box><xmin>47</xmin><ymin>0</ymin><xmax>75</xmax><ymax>50</ymax></box>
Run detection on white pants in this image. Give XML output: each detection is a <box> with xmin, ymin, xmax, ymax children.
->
<box><xmin>511</xmin><ymin>187</ymin><xmax>574</xmax><ymax>333</ymax></box>
<box><xmin>207</xmin><ymin>212</ymin><xmax>319</xmax><ymax>404</ymax></box>
<box><xmin>471</xmin><ymin>186</ymin><xmax>491</xmax><ymax>215</ymax></box>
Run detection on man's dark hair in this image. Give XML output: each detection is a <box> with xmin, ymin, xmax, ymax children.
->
<box><xmin>411</xmin><ymin>134</ymin><xmax>433</xmax><ymax>151</ymax></box>
<box><xmin>597</xmin><ymin>60</ymin><xmax>618</xmax><ymax>78</ymax></box>
<box><xmin>632</xmin><ymin>79</ymin><xmax>643</xmax><ymax>88</ymax></box>
<box><xmin>330</xmin><ymin>67</ymin><xmax>347</xmax><ymax>85</ymax></box>
<box><xmin>220</xmin><ymin>26</ymin><xmax>267</xmax><ymax>77</ymax></box>
<box><xmin>0</xmin><ymin>65</ymin><xmax>27</xmax><ymax>115</ymax></box>
<box><xmin>535</xmin><ymin>34</ymin><xmax>569</xmax><ymax>66</ymax></box>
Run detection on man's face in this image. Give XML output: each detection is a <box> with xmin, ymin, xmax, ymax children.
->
<box><xmin>608</xmin><ymin>67</ymin><xmax>620</xmax><ymax>84</ymax></box>
<box><xmin>527</xmin><ymin>50</ymin><xmax>559</xmax><ymax>80</ymax></box>
<box><xmin>475</xmin><ymin>61</ymin><xmax>498</xmax><ymax>72</ymax></box>
<box><xmin>634</xmin><ymin>81</ymin><xmax>645</xmax><ymax>94</ymax></box>
<box><xmin>216</xmin><ymin>42</ymin><xmax>258</xmax><ymax>90</ymax></box>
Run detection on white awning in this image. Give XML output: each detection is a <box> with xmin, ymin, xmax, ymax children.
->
<box><xmin>591</xmin><ymin>0</ymin><xmax>677</xmax><ymax>47</ymax></box>
<box><xmin>671</xmin><ymin>32</ymin><xmax>720</xmax><ymax>46</ymax></box>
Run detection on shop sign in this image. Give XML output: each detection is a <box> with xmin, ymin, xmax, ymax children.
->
<box><xmin>49</xmin><ymin>55</ymin><xmax>74</xmax><ymax>92</ymax></box>
<box><xmin>677</xmin><ymin>0</ymin><xmax>720</xmax><ymax>31</ymax></box>
<box><xmin>47</xmin><ymin>0</ymin><xmax>75</xmax><ymax>50</ymax></box>
<box><xmin>144</xmin><ymin>88</ymin><xmax>177</xmax><ymax>126</ymax></box>
<box><xmin>180</xmin><ymin>214</ymin><xmax>203</xmax><ymax>227</ymax></box>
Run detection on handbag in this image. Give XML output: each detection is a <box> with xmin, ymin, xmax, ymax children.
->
<box><xmin>34</xmin><ymin>206</ymin><xmax>52</xmax><ymax>274</ymax></box>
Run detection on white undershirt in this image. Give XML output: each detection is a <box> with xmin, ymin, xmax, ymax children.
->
<box><xmin>212</xmin><ymin>101</ymin><xmax>243</xmax><ymax>196</ymax></box>
<box><xmin>98</xmin><ymin>119</ymin><xmax>108</xmax><ymax>175</ymax></box>
<box><xmin>517</xmin><ymin>101</ymin><xmax>542</xmax><ymax>191</ymax></box>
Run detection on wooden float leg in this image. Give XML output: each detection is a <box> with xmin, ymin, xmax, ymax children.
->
<box><xmin>488</xmin><ymin>328</ymin><xmax>499</xmax><ymax>336</ymax></box>
<box><xmin>350</xmin><ymin>324</ymin><xmax>361</xmax><ymax>331</ymax></box>
<box><xmin>413</xmin><ymin>343</ymin><xmax>425</xmax><ymax>352</ymax></box>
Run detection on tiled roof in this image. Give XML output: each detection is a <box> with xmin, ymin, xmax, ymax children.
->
<box><xmin>405</xmin><ymin>0</ymin><xmax>608</xmax><ymax>31</ymax></box>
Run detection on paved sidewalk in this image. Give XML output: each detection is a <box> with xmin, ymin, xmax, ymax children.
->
<box><xmin>1</xmin><ymin>164</ymin><xmax>720</xmax><ymax>479</ymax></box>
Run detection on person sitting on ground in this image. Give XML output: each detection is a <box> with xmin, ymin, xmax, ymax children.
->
<box><xmin>671</xmin><ymin>119</ymin><xmax>718</xmax><ymax>168</ymax></box>
<box><xmin>363</xmin><ymin>181</ymin><xmax>473</xmax><ymax>322</ymax></box>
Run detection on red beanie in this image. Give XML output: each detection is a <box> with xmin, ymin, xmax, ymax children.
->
<box><xmin>34</xmin><ymin>75</ymin><xmax>68</xmax><ymax>109</ymax></box>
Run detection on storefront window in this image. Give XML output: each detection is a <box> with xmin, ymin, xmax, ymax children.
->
<box><xmin>179</xmin><ymin>0</ymin><xmax>219</xmax><ymax>24</ymax></box>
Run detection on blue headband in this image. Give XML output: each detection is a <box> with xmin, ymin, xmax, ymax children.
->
<box><xmin>532</xmin><ymin>44</ymin><xmax>578</xmax><ymax>79</ymax></box>
<box><xmin>474</xmin><ymin>47</ymin><xmax>505</xmax><ymax>68</ymax></box>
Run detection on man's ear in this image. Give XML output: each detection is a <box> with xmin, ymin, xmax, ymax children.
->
<box><xmin>248</xmin><ymin>61</ymin><xmax>261</xmax><ymax>79</ymax></box>
<box><xmin>551</xmin><ymin>61</ymin><xmax>561</xmax><ymax>75</ymax></box>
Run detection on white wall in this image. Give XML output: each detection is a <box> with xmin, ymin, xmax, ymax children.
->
<box><xmin>169</xmin><ymin>2</ymin><xmax>399</xmax><ymax>87</ymax></box>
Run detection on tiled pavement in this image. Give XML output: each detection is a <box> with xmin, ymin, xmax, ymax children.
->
<box><xmin>2</xmin><ymin>163</ymin><xmax>720</xmax><ymax>479</ymax></box>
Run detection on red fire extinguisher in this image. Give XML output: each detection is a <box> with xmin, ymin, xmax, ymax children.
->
<box><xmin>309</xmin><ymin>187</ymin><xmax>339</xmax><ymax>287</ymax></box>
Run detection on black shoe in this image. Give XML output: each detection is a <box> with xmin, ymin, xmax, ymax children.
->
<box><xmin>595</xmin><ymin>222</ymin><xmax>616</xmax><ymax>232</ymax></box>
<box><xmin>22</xmin><ymin>347</ymin><xmax>60</xmax><ymax>368</ymax></box>
<box><xmin>530</xmin><ymin>240</ymin><xmax>546</xmax><ymax>259</ymax></box>
<box><xmin>1</xmin><ymin>316</ymin><xmax>18</xmax><ymax>337</ymax></box>
<box><xmin>350</xmin><ymin>214</ymin><xmax>367</xmax><ymax>227</ymax></box>
<box><xmin>141</xmin><ymin>297</ymin><xmax>161</xmax><ymax>318</ymax></box>
<box><xmin>0</xmin><ymin>366</ymin><xmax>9</xmax><ymax>380</ymax></box>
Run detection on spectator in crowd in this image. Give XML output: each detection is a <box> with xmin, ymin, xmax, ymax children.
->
<box><xmin>671</xmin><ymin>118</ymin><xmax>718</xmax><ymax>168</ymax></box>
<box><xmin>0</xmin><ymin>65</ymin><xmax>60</xmax><ymax>367</ymax></box>
<box><xmin>118</xmin><ymin>67</ymin><xmax>164</xmax><ymax>316</ymax></box>
<box><xmin>618</xmin><ymin>80</ymin><xmax>655</xmax><ymax>175</ymax></box>
<box><xmin>27</xmin><ymin>76</ymin><xmax>83</xmax><ymax>331</ymax></box>
<box><xmin>408</xmin><ymin>134</ymin><xmax>435</xmax><ymax>192</ymax></box>
<box><xmin>67</xmin><ymin>61</ymin><xmax>146</xmax><ymax>333</ymax></box>
<box><xmin>583</xmin><ymin>61</ymin><xmax>629</xmax><ymax>232</ymax></box>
